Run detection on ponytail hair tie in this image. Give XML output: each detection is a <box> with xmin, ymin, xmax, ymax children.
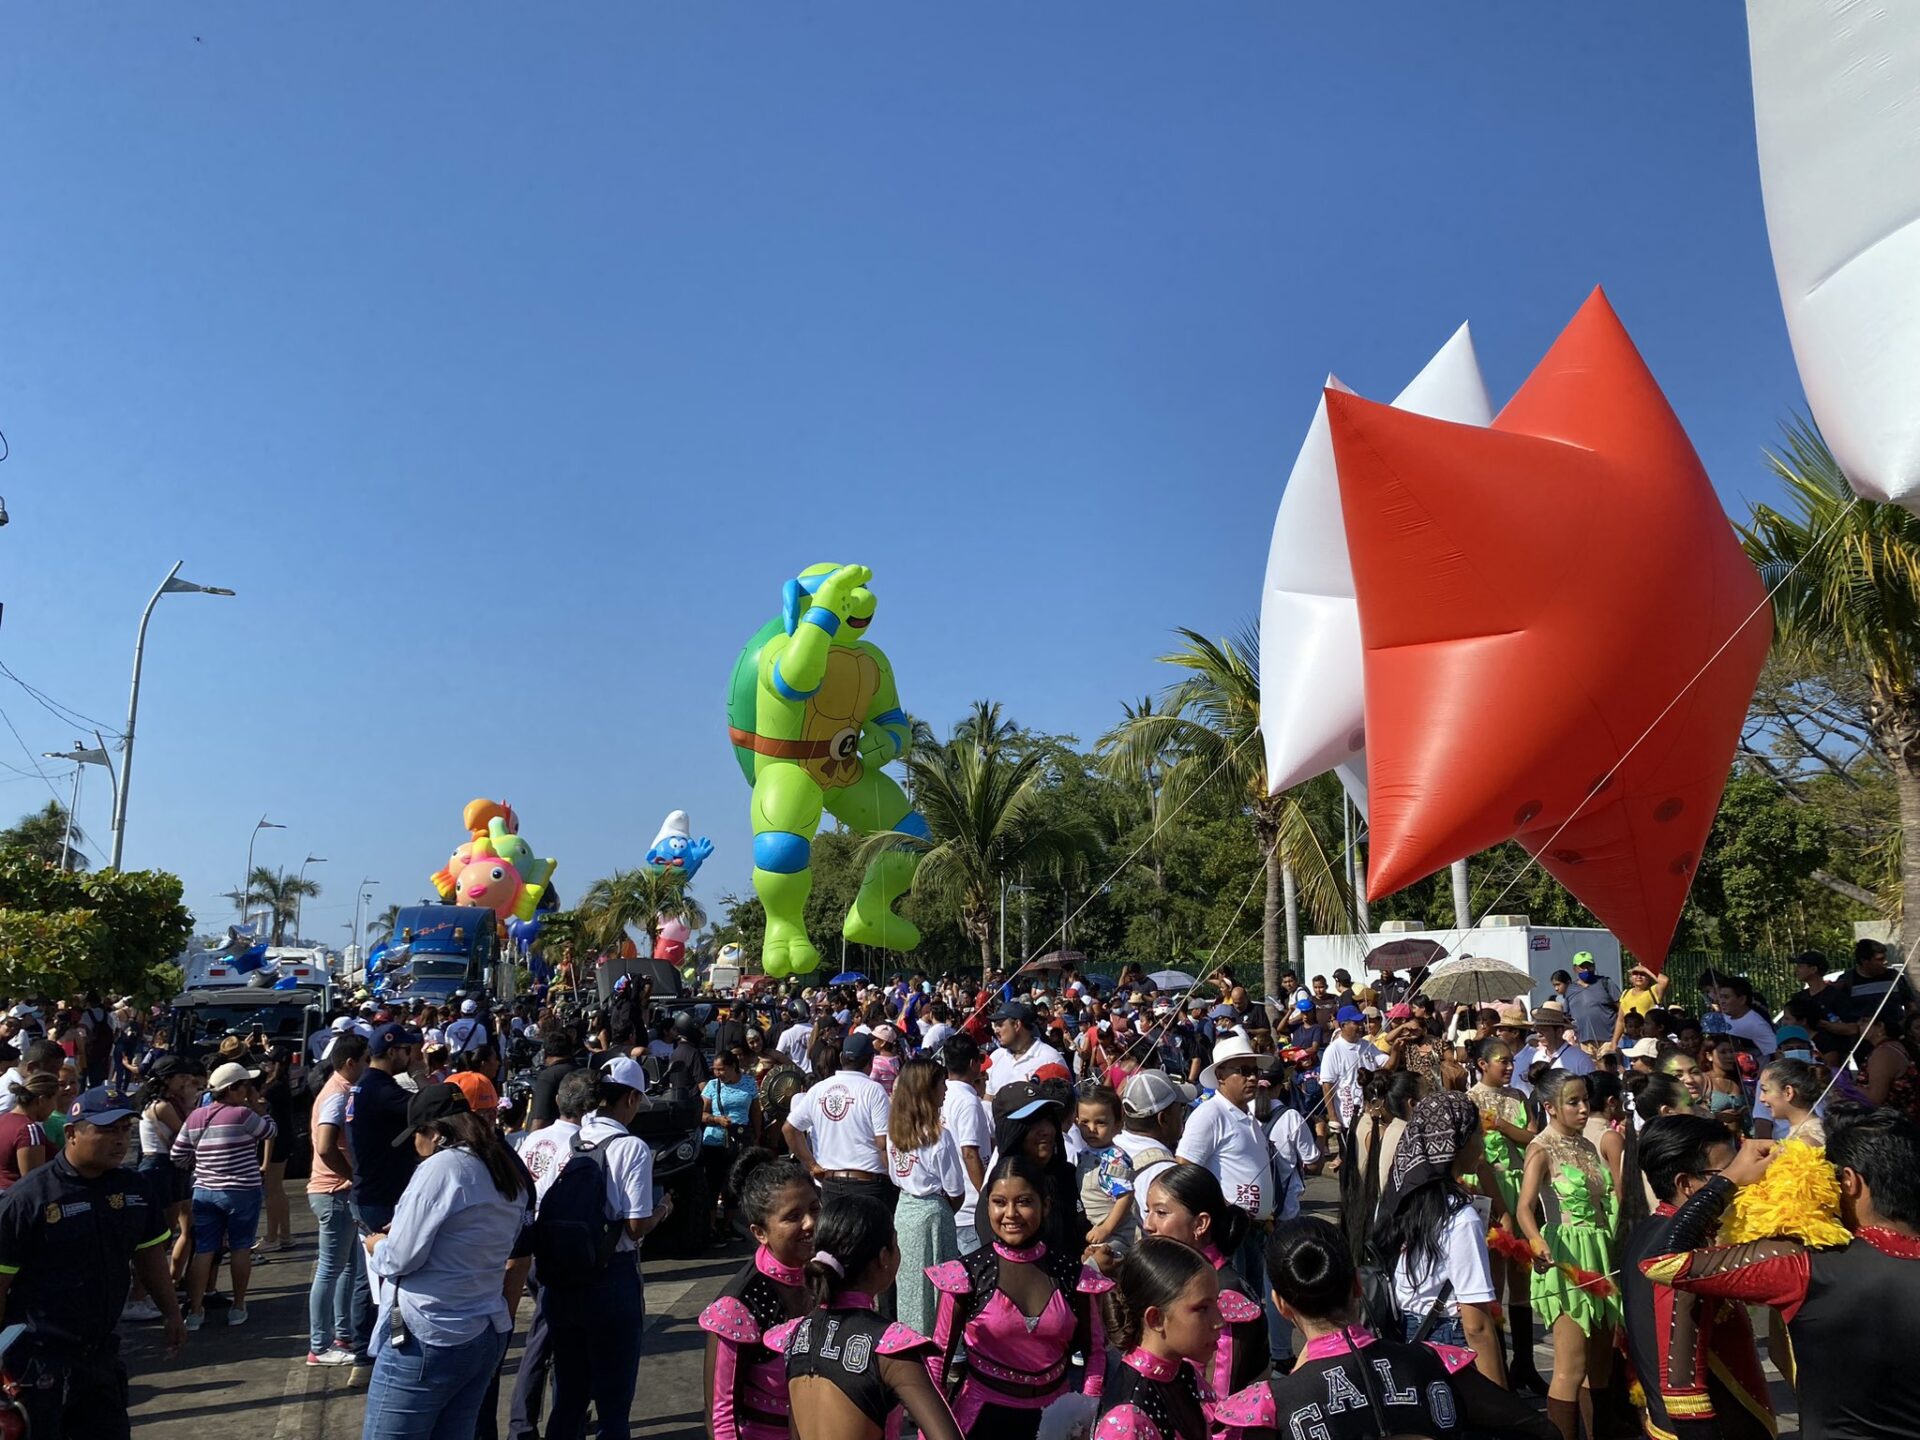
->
<box><xmin>815</xmin><ymin>1250</ymin><xmax>845</xmax><ymax>1277</ymax></box>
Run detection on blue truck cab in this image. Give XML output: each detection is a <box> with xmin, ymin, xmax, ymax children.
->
<box><xmin>374</xmin><ymin>904</ymin><xmax>506</xmax><ymax>1006</ymax></box>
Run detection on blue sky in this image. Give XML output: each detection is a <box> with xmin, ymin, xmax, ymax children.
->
<box><xmin>0</xmin><ymin>5</ymin><xmax>1802</xmax><ymax>945</ymax></box>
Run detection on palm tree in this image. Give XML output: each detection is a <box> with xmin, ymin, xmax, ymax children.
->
<box><xmin>869</xmin><ymin>719</ymin><xmax>1104</xmax><ymax>977</ymax></box>
<box><xmin>1741</xmin><ymin>420</ymin><xmax>1920</xmax><ymax>952</ymax></box>
<box><xmin>368</xmin><ymin>903</ymin><xmax>403</xmax><ymax>944</ymax></box>
<box><xmin>576</xmin><ymin>868</ymin><xmax>707</xmax><ymax>958</ymax></box>
<box><xmin>224</xmin><ymin>866</ymin><xmax>321</xmax><ymax>946</ymax></box>
<box><xmin>1101</xmin><ymin>625</ymin><xmax>1350</xmax><ymax>999</ymax></box>
<box><xmin>0</xmin><ymin>801</ymin><xmax>86</xmax><ymax>871</ymax></box>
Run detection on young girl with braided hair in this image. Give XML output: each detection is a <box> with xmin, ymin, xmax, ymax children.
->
<box><xmin>1092</xmin><ymin>1237</ymin><xmax>1223</xmax><ymax>1440</ymax></box>
<box><xmin>927</xmin><ymin>1153</ymin><xmax>1113</xmax><ymax>1440</ymax></box>
<box><xmin>701</xmin><ymin>1150</ymin><xmax>820</xmax><ymax>1440</ymax></box>
<box><xmin>1516</xmin><ymin>1069</ymin><xmax>1622</xmax><ymax>1440</ymax></box>
<box><xmin>774</xmin><ymin>1192</ymin><xmax>961</xmax><ymax>1440</ymax></box>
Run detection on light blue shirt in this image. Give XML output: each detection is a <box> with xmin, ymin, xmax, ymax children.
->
<box><xmin>367</xmin><ymin>1145</ymin><xmax>529</xmax><ymax>1352</ymax></box>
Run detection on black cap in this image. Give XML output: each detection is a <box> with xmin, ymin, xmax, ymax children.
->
<box><xmin>991</xmin><ymin>1080</ymin><xmax>1065</xmax><ymax>1125</ymax></box>
<box><xmin>842</xmin><ymin>1033</ymin><xmax>876</xmax><ymax>1064</ymax></box>
<box><xmin>392</xmin><ymin>1082</ymin><xmax>471</xmax><ymax>1148</ymax></box>
<box><xmin>990</xmin><ymin>1000</ymin><xmax>1036</xmax><ymax>1025</ymax></box>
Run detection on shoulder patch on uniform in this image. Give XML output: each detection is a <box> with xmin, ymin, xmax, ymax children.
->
<box><xmin>1093</xmin><ymin>1404</ymin><xmax>1158</xmax><ymax>1440</ymax></box>
<box><xmin>1211</xmin><ymin>1382</ymin><xmax>1276</xmax><ymax>1427</ymax></box>
<box><xmin>699</xmin><ymin>1295</ymin><xmax>761</xmax><ymax>1344</ymax></box>
<box><xmin>764</xmin><ymin>1316</ymin><xmax>803</xmax><ymax>1354</ymax></box>
<box><xmin>1424</xmin><ymin>1340</ymin><xmax>1477</xmax><ymax>1374</ymax></box>
<box><xmin>877</xmin><ymin>1321</ymin><xmax>934</xmax><ymax>1356</ymax></box>
<box><xmin>1077</xmin><ymin>1262</ymin><xmax>1116</xmax><ymax>1295</ymax></box>
<box><xmin>1216</xmin><ymin>1287</ymin><xmax>1263</xmax><ymax>1324</ymax></box>
<box><xmin>927</xmin><ymin>1260</ymin><xmax>972</xmax><ymax>1294</ymax></box>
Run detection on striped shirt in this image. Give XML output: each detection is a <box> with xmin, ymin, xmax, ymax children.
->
<box><xmin>171</xmin><ymin>1101</ymin><xmax>273</xmax><ymax>1191</ymax></box>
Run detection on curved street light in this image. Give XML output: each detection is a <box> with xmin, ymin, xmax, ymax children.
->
<box><xmin>109</xmin><ymin>563</ymin><xmax>235</xmax><ymax>870</ymax></box>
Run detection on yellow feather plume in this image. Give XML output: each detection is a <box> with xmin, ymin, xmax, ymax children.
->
<box><xmin>1718</xmin><ymin>1139</ymin><xmax>1851</xmax><ymax>1249</ymax></box>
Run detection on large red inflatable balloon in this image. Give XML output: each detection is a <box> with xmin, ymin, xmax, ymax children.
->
<box><xmin>1325</xmin><ymin>289</ymin><xmax>1770</xmax><ymax>966</ymax></box>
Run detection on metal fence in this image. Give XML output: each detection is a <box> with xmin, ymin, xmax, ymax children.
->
<box><xmin>1652</xmin><ymin>951</ymin><xmax>1802</xmax><ymax>1012</ymax></box>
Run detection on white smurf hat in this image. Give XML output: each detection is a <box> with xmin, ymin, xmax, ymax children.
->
<box><xmin>650</xmin><ymin>810</ymin><xmax>692</xmax><ymax>851</ymax></box>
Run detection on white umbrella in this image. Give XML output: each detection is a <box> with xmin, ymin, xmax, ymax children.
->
<box><xmin>1417</xmin><ymin>954</ymin><xmax>1534</xmax><ymax>1008</ymax></box>
<box><xmin>1149</xmin><ymin>969</ymin><xmax>1201</xmax><ymax>991</ymax></box>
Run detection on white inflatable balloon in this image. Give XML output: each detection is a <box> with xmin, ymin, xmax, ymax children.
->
<box><xmin>1260</xmin><ymin>324</ymin><xmax>1493</xmax><ymax>809</ymax></box>
<box><xmin>1749</xmin><ymin>0</ymin><xmax>1920</xmax><ymax>510</ymax></box>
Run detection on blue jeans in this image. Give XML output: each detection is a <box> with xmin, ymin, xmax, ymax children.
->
<box><xmin>361</xmin><ymin>1326</ymin><xmax>509</xmax><ymax>1440</ymax></box>
<box><xmin>1403</xmin><ymin>1311</ymin><xmax>1467</xmax><ymax>1347</ymax></box>
<box><xmin>191</xmin><ymin>1186</ymin><xmax>263</xmax><ymax>1252</ymax></box>
<box><xmin>546</xmin><ymin>1251</ymin><xmax>645</xmax><ymax>1440</ymax></box>
<box><xmin>350</xmin><ymin>1201</ymin><xmax>397</xmax><ymax>1357</ymax></box>
<box><xmin>307</xmin><ymin>1191</ymin><xmax>366</xmax><ymax>1354</ymax></box>
<box><xmin>1235</xmin><ymin>1226</ymin><xmax>1295</xmax><ymax>1366</ymax></box>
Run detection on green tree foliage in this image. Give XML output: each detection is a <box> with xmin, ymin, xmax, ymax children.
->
<box><xmin>576</xmin><ymin>867</ymin><xmax>707</xmax><ymax>956</ymax></box>
<box><xmin>223</xmin><ymin>865</ymin><xmax>320</xmax><ymax>945</ymax></box>
<box><xmin>0</xmin><ymin>854</ymin><xmax>193</xmax><ymax>999</ymax></box>
<box><xmin>0</xmin><ymin>801</ymin><xmax>87</xmax><ymax>872</ymax></box>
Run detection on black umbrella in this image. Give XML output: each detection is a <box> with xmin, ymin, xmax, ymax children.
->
<box><xmin>1364</xmin><ymin>938</ymin><xmax>1449</xmax><ymax>972</ymax></box>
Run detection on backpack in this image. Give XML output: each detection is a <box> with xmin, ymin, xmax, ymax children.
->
<box><xmin>530</xmin><ymin>1137</ymin><xmax>622</xmax><ymax>1286</ymax></box>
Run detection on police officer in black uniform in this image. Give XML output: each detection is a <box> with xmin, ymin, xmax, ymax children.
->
<box><xmin>0</xmin><ymin>1085</ymin><xmax>187</xmax><ymax>1439</ymax></box>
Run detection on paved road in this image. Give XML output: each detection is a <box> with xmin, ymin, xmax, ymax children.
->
<box><xmin>122</xmin><ymin>1170</ymin><xmax>1801</xmax><ymax>1437</ymax></box>
<box><xmin>123</xmin><ymin>1210</ymin><xmax>737</xmax><ymax>1440</ymax></box>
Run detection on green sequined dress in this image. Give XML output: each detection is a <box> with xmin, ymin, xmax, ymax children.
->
<box><xmin>1529</xmin><ymin>1131</ymin><xmax>1622</xmax><ymax>1335</ymax></box>
<box><xmin>1468</xmin><ymin>1082</ymin><xmax>1528</xmax><ymax>1214</ymax></box>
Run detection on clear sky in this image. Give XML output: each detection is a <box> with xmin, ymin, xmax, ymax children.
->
<box><xmin>0</xmin><ymin>4</ymin><xmax>1803</xmax><ymax>946</ymax></box>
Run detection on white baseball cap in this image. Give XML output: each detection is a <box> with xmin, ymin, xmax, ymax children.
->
<box><xmin>1121</xmin><ymin>1070</ymin><xmax>1198</xmax><ymax>1118</ymax></box>
<box><xmin>461</xmin><ymin>999</ymin><xmax>478</xmax><ymax>1015</ymax></box>
<box><xmin>600</xmin><ymin>1055</ymin><xmax>649</xmax><ymax>1095</ymax></box>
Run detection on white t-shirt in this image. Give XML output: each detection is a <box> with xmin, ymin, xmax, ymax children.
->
<box><xmin>1177</xmin><ymin>1095</ymin><xmax>1274</xmax><ymax>1220</ymax></box>
<box><xmin>1391</xmin><ymin>1201</ymin><xmax>1495</xmax><ymax>1319</ymax></box>
<box><xmin>445</xmin><ymin>1017</ymin><xmax>489</xmax><ymax>1053</ymax></box>
<box><xmin>1267</xmin><ymin>1108</ymin><xmax>1323</xmax><ymax>1220</ymax></box>
<box><xmin>1511</xmin><ymin>1039</ymin><xmax>1596</xmax><ymax>1095</ymax></box>
<box><xmin>919</xmin><ymin>1022</ymin><xmax>955</xmax><ymax>1055</ymax></box>
<box><xmin>777</xmin><ymin>1023</ymin><xmax>814</xmax><ymax>1073</ymax></box>
<box><xmin>517</xmin><ymin>1118</ymin><xmax>584</xmax><ymax>1201</ymax></box>
<box><xmin>786</xmin><ymin>1070</ymin><xmax>890</xmax><ymax>1174</ymax></box>
<box><xmin>1723</xmin><ymin>1009</ymin><xmax>1778</xmax><ymax>1056</ymax></box>
<box><xmin>576</xmin><ymin>1112</ymin><xmax>655</xmax><ymax>1252</ymax></box>
<box><xmin>888</xmin><ymin>1130</ymin><xmax>965</xmax><ymax>1200</ymax></box>
<box><xmin>941</xmin><ymin>1082</ymin><xmax>993</xmax><ymax>1233</ymax></box>
<box><xmin>984</xmin><ymin>1038</ymin><xmax>1067</xmax><ymax>1096</ymax></box>
<box><xmin>1113</xmin><ymin>1129</ymin><xmax>1178</xmax><ymax>1217</ymax></box>
<box><xmin>0</xmin><ymin>1067</ymin><xmax>23</xmax><ymax>1115</ymax></box>
<box><xmin>1318</xmin><ymin>1036</ymin><xmax>1384</xmax><ymax>1125</ymax></box>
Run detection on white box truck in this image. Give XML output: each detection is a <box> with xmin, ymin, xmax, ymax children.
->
<box><xmin>1300</xmin><ymin>917</ymin><xmax>1621</xmax><ymax>1004</ymax></box>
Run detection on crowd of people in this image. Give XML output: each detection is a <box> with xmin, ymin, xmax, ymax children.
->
<box><xmin>0</xmin><ymin>940</ymin><xmax>1912</xmax><ymax>1439</ymax></box>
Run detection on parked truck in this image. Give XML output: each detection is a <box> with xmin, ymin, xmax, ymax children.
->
<box><xmin>373</xmin><ymin>904</ymin><xmax>515</xmax><ymax>1006</ymax></box>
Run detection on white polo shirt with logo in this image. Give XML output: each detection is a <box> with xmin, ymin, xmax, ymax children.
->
<box><xmin>1177</xmin><ymin>1092</ymin><xmax>1274</xmax><ymax>1221</ymax></box>
<box><xmin>983</xmin><ymin>1038</ymin><xmax>1067</xmax><ymax>1096</ymax></box>
<box><xmin>786</xmin><ymin>1069</ymin><xmax>890</xmax><ymax>1174</ymax></box>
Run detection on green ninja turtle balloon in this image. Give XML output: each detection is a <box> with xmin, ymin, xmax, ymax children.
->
<box><xmin>727</xmin><ymin>563</ymin><xmax>925</xmax><ymax>978</ymax></box>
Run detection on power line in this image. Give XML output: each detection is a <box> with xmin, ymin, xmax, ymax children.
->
<box><xmin>0</xmin><ymin>701</ymin><xmax>68</xmax><ymax>811</ymax></box>
<box><xmin>0</xmin><ymin>660</ymin><xmax>121</xmax><ymax>739</ymax></box>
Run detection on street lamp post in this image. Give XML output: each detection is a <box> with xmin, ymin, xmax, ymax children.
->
<box><xmin>42</xmin><ymin>740</ymin><xmax>117</xmax><ymax>873</ymax></box>
<box><xmin>353</xmin><ymin>879</ymin><xmax>378</xmax><ymax>956</ymax></box>
<box><xmin>295</xmin><ymin>854</ymin><xmax>327</xmax><ymax>945</ymax></box>
<box><xmin>109</xmin><ymin>563</ymin><xmax>235</xmax><ymax>870</ymax></box>
<box><xmin>242</xmin><ymin>816</ymin><xmax>286</xmax><ymax>928</ymax></box>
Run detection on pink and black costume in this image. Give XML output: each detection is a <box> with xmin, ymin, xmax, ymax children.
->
<box><xmin>927</xmin><ymin>1240</ymin><xmax>1113</xmax><ymax>1437</ymax></box>
<box><xmin>1212</xmin><ymin>1326</ymin><xmax>1554</xmax><ymax>1440</ymax></box>
<box><xmin>1093</xmin><ymin>1348</ymin><xmax>1214</xmax><ymax>1440</ymax></box>
<box><xmin>699</xmin><ymin>1246</ymin><xmax>810</xmax><ymax>1440</ymax></box>
<box><xmin>1201</xmin><ymin>1241</ymin><xmax>1269</xmax><ymax>1399</ymax></box>
<box><xmin>769</xmin><ymin>1293</ymin><xmax>946</xmax><ymax>1440</ymax></box>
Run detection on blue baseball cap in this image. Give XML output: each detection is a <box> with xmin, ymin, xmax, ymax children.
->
<box><xmin>1335</xmin><ymin>1005</ymin><xmax>1365</xmax><ymax>1025</ymax></box>
<box><xmin>842</xmin><ymin>1033</ymin><xmax>876</xmax><ymax>1063</ymax></box>
<box><xmin>69</xmin><ymin>1086</ymin><xmax>136</xmax><ymax>1126</ymax></box>
<box><xmin>371</xmin><ymin>1023</ymin><xmax>423</xmax><ymax>1056</ymax></box>
<box><xmin>1208</xmin><ymin>1004</ymin><xmax>1238</xmax><ymax>1021</ymax></box>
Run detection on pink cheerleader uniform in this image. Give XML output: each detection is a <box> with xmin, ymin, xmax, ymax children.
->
<box><xmin>1094</xmin><ymin>1348</ymin><xmax>1215</xmax><ymax>1440</ymax></box>
<box><xmin>927</xmin><ymin>1239</ymin><xmax>1113</xmax><ymax>1439</ymax></box>
<box><xmin>769</xmin><ymin>1293</ymin><xmax>952</xmax><ymax>1440</ymax></box>
<box><xmin>699</xmin><ymin>1245</ymin><xmax>811</xmax><ymax>1440</ymax></box>
<box><xmin>1200</xmin><ymin>1241</ymin><xmax>1269</xmax><ymax>1401</ymax></box>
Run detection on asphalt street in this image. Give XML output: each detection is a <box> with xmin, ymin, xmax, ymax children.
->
<box><xmin>119</xmin><ymin>1169</ymin><xmax>1801</xmax><ymax>1438</ymax></box>
<box><xmin>122</xmin><ymin>1210</ymin><xmax>731</xmax><ymax>1439</ymax></box>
